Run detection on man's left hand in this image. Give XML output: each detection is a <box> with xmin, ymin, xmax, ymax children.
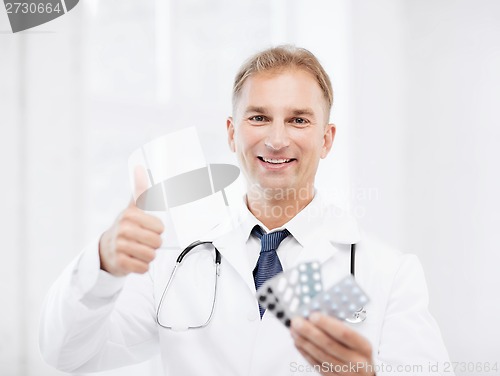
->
<box><xmin>290</xmin><ymin>312</ymin><xmax>375</xmax><ymax>376</ymax></box>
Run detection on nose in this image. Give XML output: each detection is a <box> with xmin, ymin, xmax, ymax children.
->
<box><xmin>264</xmin><ymin>122</ymin><xmax>290</xmax><ymax>151</ymax></box>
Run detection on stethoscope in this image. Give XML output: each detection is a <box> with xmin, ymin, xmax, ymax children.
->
<box><xmin>156</xmin><ymin>241</ymin><xmax>366</xmax><ymax>329</ymax></box>
<box><xmin>345</xmin><ymin>243</ymin><xmax>368</xmax><ymax>324</ymax></box>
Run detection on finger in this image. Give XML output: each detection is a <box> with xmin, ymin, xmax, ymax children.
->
<box><xmin>122</xmin><ymin>209</ymin><xmax>165</xmax><ymax>234</ymax></box>
<box><xmin>291</xmin><ymin>318</ymin><xmax>352</xmax><ymax>364</ymax></box>
<box><xmin>116</xmin><ymin>253</ymin><xmax>150</xmax><ymax>274</ymax></box>
<box><xmin>116</xmin><ymin>238</ymin><xmax>156</xmax><ymax>263</ymax></box>
<box><xmin>308</xmin><ymin>313</ymin><xmax>372</xmax><ymax>358</ymax></box>
<box><xmin>294</xmin><ymin>331</ymin><xmax>343</xmax><ymax>366</ymax></box>
<box><xmin>118</xmin><ymin>223</ymin><xmax>163</xmax><ymax>249</ymax></box>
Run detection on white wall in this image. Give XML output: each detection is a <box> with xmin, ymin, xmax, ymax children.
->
<box><xmin>1</xmin><ymin>10</ymin><xmax>85</xmax><ymax>376</ymax></box>
<box><xmin>0</xmin><ymin>27</ymin><xmax>24</xmax><ymax>376</ymax></box>
<box><xmin>349</xmin><ymin>1</ymin><xmax>500</xmax><ymax>370</ymax></box>
<box><xmin>1</xmin><ymin>1</ymin><xmax>499</xmax><ymax>375</ymax></box>
<box><xmin>403</xmin><ymin>0</ymin><xmax>500</xmax><ymax>365</ymax></box>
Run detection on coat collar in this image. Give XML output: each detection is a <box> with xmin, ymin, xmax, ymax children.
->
<box><xmin>210</xmin><ymin>191</ymin><xmax>360</xmax><ymax>293</ymax></box>
<box><xmin>237</xmin><ymin>191</ymin><xmax>360</xmax><ymax>246</ymax></box>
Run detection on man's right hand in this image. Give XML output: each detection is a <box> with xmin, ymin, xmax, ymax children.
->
<box><xmin>98</xmin><ymin>200</ymin><xmax>165</xmax><ymax>276</ymax></box>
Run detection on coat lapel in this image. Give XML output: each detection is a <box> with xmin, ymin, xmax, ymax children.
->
<box><xmin>212</xmin><ymin>227</ymin><xmax>256</xmax><ymax>294</ymax></box>
<box><xmin>293</xmin><ymin>236</ymin><xmax>340</xmax><ymax>266</ymax></box>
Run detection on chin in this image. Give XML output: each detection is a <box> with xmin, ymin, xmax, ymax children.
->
<box><xmin>256</xmin><ymin>180</ymin><xmax>295</xmax><ymax>196</ymax></box>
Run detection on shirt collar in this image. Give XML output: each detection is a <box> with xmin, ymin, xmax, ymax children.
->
<box><xmin>238</xmin><ymin>190</ymin><xmax>360</xmax><ymax>247</ymax></box>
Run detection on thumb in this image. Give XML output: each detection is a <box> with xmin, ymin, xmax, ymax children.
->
<box><xmin>131</xmin><ymin>164</ymin><xmax>151</xmax><ymax>205</ymax></box>
<box><xmin>128</xmin><ymin>195</ymin><xmax>138</xmax><ymax>208</ymax></box>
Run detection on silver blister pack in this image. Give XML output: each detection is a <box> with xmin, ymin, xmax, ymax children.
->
<box><xmin>256</xmin><ymin>261</ymin><xmax>369</xmax><ymax>327</ymax></box>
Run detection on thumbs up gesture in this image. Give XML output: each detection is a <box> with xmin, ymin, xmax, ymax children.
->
<box><xmin>99</xmin><ymin>167</ymin><xmax>164</xmax><ymax>276</ymax></box>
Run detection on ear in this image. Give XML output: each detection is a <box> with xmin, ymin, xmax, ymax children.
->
<box><xmin>227</xmin><ymin>117</ymin><xmax>236</xmax><ymax>153</ymax></box>
<box><xmin>320</xmin><ymin>123</ymin><xmax>336</xmax><ymax>159</ymax></box>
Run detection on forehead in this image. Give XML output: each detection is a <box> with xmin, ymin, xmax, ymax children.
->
<box><xmin>236</xmin><ymin>68</ymin><xmax>327</xmax><ymax>113</ymax></box>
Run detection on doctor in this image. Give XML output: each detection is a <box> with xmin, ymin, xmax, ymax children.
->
<box><xmin>40</xmin><ymin>45</ymin><xmax>453</xmax><ymax>375</ymax></box>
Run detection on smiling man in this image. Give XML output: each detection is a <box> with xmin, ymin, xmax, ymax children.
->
<box><xmin>40</xmin><ymin>46</ymin><xmax>453</xmax><ymax>376</ymax></box>
<box><xmin>225</xmin><ymin>50</ymin><xmax>378</xmax><ymax>373</ymax></box>
<box><xmin>228</xmin><ymin>64</ymin><xmax>334</xmax><ymax>229</ymax></box>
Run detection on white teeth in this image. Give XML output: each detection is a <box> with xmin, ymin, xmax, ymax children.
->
<box><xmin>262</xmin><ymin>157</ymin><xmax>291</xmax><ymax>164</ymax></box>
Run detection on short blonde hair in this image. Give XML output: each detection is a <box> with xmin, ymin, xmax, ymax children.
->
<box><xmin>232</xmin><ymin>45</ymin><xmax>333</xmax><ymax>116</ymax></box>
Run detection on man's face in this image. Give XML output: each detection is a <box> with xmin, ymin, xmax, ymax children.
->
<box><xmin>227</xmin><ymin>68</ymin><xmax>335</xmax><ymax>198</ymax></box>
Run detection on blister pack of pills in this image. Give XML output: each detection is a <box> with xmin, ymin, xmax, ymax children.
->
<box><xmin>256</xmin><ymin>261</ymin><xmax>369</xmax><ymax>327</ymax></box>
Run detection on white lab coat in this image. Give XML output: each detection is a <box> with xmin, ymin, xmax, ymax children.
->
<box><xmin>39</xmin><ymin>200</ymin><xmax>453</xmax><ymax>376</ymax></box>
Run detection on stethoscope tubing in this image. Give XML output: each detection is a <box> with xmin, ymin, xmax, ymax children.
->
<box><xmin>156</xmin><ymin>242</ymin><xmax>365</xmax><ymax>329</ymax></box>
<box><xmin>156</xmin><ymin>241</ymin><xmax>221</xmax><ymax>329</ymax></box>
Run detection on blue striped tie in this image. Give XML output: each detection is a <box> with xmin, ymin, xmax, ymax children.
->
<box><xmin>252</xmin><ymin>225</ymin><xmax>290</xmax><ymax>318</ymax></box>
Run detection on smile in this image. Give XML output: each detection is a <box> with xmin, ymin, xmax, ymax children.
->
<box><xmin>258</xmin><ymin>156</ymin><xmax>296</xmax><ymax>165</ymax></box>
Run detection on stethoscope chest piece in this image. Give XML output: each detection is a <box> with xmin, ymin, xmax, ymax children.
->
<box><xmin>345</xmin><ymin>308</ymin><xmax>367</xmax><ymax>324</ymax></box>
